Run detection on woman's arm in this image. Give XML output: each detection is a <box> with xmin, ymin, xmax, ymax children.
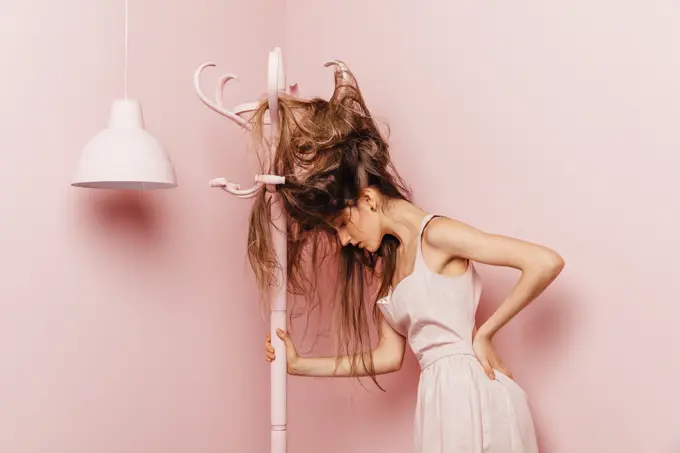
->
<box><xmin>279</xmin><ymin>314</ymin><xmax>406</xmax><ymax>378</ymax></box>
<box><xmin>424</xmin><ymin>216</ymin><xmax>565</xmax><ymax>339</ymax></box>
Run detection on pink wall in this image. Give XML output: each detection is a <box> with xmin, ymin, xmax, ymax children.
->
<box><xmin>0</xmin><ymin>1</ymin><xmax>284</xmax><ymax>452</ymax></box>
<box><xmin>3</xmin><ymin>1</ymin><xmax>679</xmax><ymax>453</ymax></box>
<box><xmin>284</xmin><ymin>1</ymin><xmax>680</xmax><ymax>453</ymax></box>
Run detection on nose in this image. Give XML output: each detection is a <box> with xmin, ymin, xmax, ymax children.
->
<box><xmin>339</xmin><ymin>230</ymin><xmax>352</xmax><ymax>246</ymax></box>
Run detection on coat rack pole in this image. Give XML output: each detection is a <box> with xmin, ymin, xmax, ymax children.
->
<box><xmin>194</xmin><ymin>47</ymin><xmax>290</xmax><ymax>453</ymax></box>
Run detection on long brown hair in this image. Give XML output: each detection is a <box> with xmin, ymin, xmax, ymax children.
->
<box><xmin>247</xmin><ymin>62</ymin><xmax>411</xmax><ymax>388</ymax></box>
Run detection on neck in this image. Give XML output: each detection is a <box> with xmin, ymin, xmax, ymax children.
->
<box><xmin>381</xmin><ymin>199</ymin><xmax>428</xmax><ymax>247</ymax></box>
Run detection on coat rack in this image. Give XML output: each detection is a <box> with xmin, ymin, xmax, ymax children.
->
<box><xmin>193</xmin><ymin>47</ymin><xmax>293</xmax><ymax>453</ymax></box>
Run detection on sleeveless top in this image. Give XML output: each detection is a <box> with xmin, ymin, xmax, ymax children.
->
<box><xmin>377</xmin><ymin>214</ymin><xmax>484</xmax><ymax>370</ymax></box>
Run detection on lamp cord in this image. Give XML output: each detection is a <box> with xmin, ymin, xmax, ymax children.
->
<box><xmin>124</xmin><ymin>0</ymin><xmax>128</xmax><ymax>99</ymax></box>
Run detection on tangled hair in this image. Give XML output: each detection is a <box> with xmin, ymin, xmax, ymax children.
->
<box><xmin>247</xmin><ymin>62</ymin><xmax>411</xmax><ymax>389</ymax></box>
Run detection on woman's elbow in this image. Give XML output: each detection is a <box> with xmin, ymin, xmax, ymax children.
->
<box><xmin>377</xmin><ymin>345</ymin><xmax>405</xmax><ymax>374</ymax></box>
<box><xmin>386</xmin><ymin>354</ymin><xmax>405</xmax><ymax>373</ymax></box>
<box><xmin>541</xmin><ymin>249</ymin><xmax>565</xmax><ymax>278</ymax></box>
<box><xmin>550</xmin><ymin>251</ymin><xmax>565</xmax><ymax>274</ymax></box>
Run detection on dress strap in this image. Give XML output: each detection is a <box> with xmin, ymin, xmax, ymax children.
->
<box><xmin>418</xmin><ymin>214</ymin><xmax>436</xmax><ymax>236</ymax></box>
<box><xmin>385</xmin><ymin>214</ymin><xmax>439</xmax><ymax>300</ymax></box>
<box><xmin>415</xmin><ymin>213</ymin><xmax>438</xmax><ymax>268</ymax></box>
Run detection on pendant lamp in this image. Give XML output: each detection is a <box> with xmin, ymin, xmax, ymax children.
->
<box><xmin>72</xmin><ymin>0</ymin><xmax>177</xmax><ymax>190</ymax></box>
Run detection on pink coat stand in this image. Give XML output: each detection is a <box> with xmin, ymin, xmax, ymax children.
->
<box><xmin>193</xmin><ymin>47</ymin><xmax>295</xmax><ymax>453</ymax></box>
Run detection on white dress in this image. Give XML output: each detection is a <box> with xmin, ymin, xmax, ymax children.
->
<box><xmin>377</xmin><ymin>214</ymin><xmax>539</xmax><ymax>452</ymax></box>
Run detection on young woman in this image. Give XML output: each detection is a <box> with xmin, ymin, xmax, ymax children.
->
<box><xmin>251</xmin><ymin>61</ymin><xmax>564</xmax><ymax>453</ymax></box>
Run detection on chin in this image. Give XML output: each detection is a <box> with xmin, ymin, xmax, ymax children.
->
<box><xmin>366</xmin><ymin>243</ymin><xmax>379</xmax><ymax>253</ymax></box>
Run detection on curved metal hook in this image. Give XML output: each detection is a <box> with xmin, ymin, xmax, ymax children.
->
<box><xmin>209</xmin><ymin>175</ymin><xmax>285</xmax><ymax>198</ymax></box>
<box><xmin>194</xmin><ymin>62</ymin><xmax>251</xmax><ymax>130</ymax></box>
<box><xmin>233</xmin><ymin>101</ymin><xmax>271</xmax><ymax>124</ymax></box>
<box><xmin>200</xmin><ymin>48</ymin><xmax>293</xmax><ymax>201</ymax></box>
<box><xmin>209</xmin><ymin>178</ymin><xmax>262</xmax><ymax>198</ymax></box>
<box><xmin>323</xmin><ymin>60</ymin><xmax>354</xmax><ymax>85</ymax></box>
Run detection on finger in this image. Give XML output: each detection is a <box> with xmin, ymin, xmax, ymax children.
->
<box><xmin>266</xmin><ymin>332</ymin><xmax>270</xmax><ymax>342</ymax></box>
<box><xmin>276</xmin><ymin>328</ymin><xmax>289</xmax><ymax>343</ymax></box>
<box><xmin>481</xmin><ymin>359</ymin><xmax>495</xmax><ymax>380</ymax></box>
<box><xmin>493</xmin><ymin>360</ymin><xmax>512</xmax><ymax>379</ymax></box>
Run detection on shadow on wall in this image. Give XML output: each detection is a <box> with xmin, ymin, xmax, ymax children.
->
<box><xmin>71</xmin><ymin>189</ymin><xmax>168</xmax><ymax>247</ymax></box>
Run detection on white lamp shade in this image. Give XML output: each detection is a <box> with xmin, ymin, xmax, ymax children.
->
<box><xmin>72</xmin><ymin>99</ymin><xmax>177</xmax><ymax>190</ymax></box>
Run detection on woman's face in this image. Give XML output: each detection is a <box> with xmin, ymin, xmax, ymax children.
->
<box><xmin>333</xmin><ymin>198</ymin><xmax>383</xmax><ymax>252</ymax></box>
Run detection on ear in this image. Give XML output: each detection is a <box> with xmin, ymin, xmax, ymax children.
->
<box><xmin>360</xmin><ymin>188</ymin><xmax>378</xmax><ymax>212</ymax></box>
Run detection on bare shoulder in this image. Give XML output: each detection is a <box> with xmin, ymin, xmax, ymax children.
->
<box><xmin>422</xmin><ymin>215</ymin><xmax>478</xmax><ymax>246</ymax></box>
<box><xmin>422</xmin><ymin>215</ymin><xmax>564</xmax><ymax>272</ymax></box>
